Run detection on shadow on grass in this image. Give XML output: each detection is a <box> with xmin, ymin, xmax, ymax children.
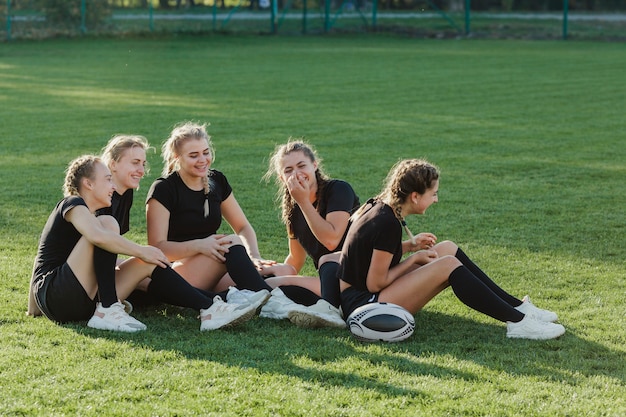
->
<box><xmin>65</xmin><ymin>306</ymin><xmax>625</xmax><ymax>397</ymax></box>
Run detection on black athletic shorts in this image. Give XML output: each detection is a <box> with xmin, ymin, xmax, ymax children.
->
<box><xmin>34</xmin><ymin>263</ymin><xmax>96</xmax><ymax>323</ymax></box>
<box><xmin>340</xmin><ymin>286</ymin><xmax>379</xmax><ymax>319</ymax></box>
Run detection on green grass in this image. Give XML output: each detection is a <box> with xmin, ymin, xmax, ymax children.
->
<box><xmin>1</xmin><ymin>36</ymin><xmax>625</xmax><ymax>416</ymax></box>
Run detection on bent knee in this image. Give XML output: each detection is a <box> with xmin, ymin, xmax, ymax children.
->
<box><xmin>438</xmin><ymin>254</ymin><xmax>462</xmax><ymax>269</ymax></box>
<box><xmin>435</xmin><ymin>240</ymin><xmax>458</xmax><ymax>256</ymax></box>
<box><xmin>97</xmin><ymin>215</ymin><xmax>120</xmax><ymax>234</ymax></box>
<box><xmin>319</xmin><ymin>252</ymin><xmax>341</xmax><ymax>266</ymax></box>
<box><xmin>225</xmin><ymin>234</ymin><xmax>243</xmax><ymax>246</ymax></box>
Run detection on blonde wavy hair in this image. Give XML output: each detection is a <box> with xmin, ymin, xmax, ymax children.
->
<box><xmin>101</xmin><ymin>134</ymin><xmax>152</xmax><ymax>173</ymax></box>
<box><xmin>161</xmin><ymin>121</ymin><xmax>214</xmax><ymax>217</ymax></box>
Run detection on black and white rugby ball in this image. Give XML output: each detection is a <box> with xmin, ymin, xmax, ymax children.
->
<box><xmin>347</xmin><ymin>302</ymin><xmax>415</xmax><ymax>343</ymax></box>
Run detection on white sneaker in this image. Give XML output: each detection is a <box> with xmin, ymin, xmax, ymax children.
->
<box><xmin>226</xmin><ymin>287</ymin><xmax>270</xmax><ymax>314</ymax></box>
<box><xmin>200</xmin><ymin>296</ymin><xmax>256</xmax><ymax>331</ymax></box>
<box><xmin>121</xmin><ymin>299</ymin><xmax>133</xmax><ymax>314</ymax></box>
<box><xmin>515</xmin><ymin>295</ymin><xmax>558</xmax><ymax>322</ymax></box>
<box><xmin>259</xmin><ymin>287</ymin><xmax>298</xmax><ymax>320</ymax></box>
<box><xmin>506</xmin><ymin>315</ymin><xmax>565</xmax><ymax>340</ymax></box>
<box><xmin>87</xmin><ymin>302</ymin><xmax>146</xmax><ymax>332</ymax></box>
<box><xmin>288</xmin><ymin>299</ymin><xmax>346</xmax><ymax>329</ymax></box>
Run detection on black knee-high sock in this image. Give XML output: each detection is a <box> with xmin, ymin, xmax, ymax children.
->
<box><xmin>224</xmin><ymin>245</ymin><xmax>271</xmax><ymax>292</ymax></box>
<box><xmin>448</xmin><ymin>266</ymin><xmax>524</xmax><ymax>323</ymax></box>
<box><xmin>279</xmin><ymin>285</ymin><xmax>320</xmax><ymax>306</ymax></box>
<box><xmin>455</xmin><ymin>248</ymin><xmax>521</xmax><ymax>307</ymax></box>
<box><xmin>93</xmin><ymin>247</ymin><xmax>118</xmax><ymax>307</ymax></box>
<box><xmin>148</xmin><ymin>266</ymin><xmax>214</xmax><ymax>310</ymax></box>
<box><xmin>319</xmin><ymin>261</ymin><xmax>340</xmax><ymax>308</ymax></box>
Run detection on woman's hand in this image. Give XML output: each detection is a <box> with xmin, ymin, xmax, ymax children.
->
<box><xmin>198</xmin><ymin>234</ymin><xmax>230</xmax><ymax>262</ymax></box>
<box><xmin>137</xmin><ymin>245</ymin><xmax>172</xmax><ymax>268</ymax></box>
<box><xmin>285</xmin><ymin>172</ymin><xmax>310</xmax><ymax>205</ymax></box>
<box><xmin>410</xmin><ymin>249</ymin><xmax>438</xmax><ymax>266</ymax></box>
<box><xmin>405</xmin><ymin>232</ymin><xmax>437</xmax><ymax>252</ymax></box>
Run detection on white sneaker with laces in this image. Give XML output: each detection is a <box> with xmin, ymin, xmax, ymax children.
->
<box><xmin>87</xmin><ymin>302</ymin><xmax>146</xmax><ymax>332</ymax></box>
<box><xmin>226</xmin><ymin>287</ymin><xmax>270</xmax><ymax>314</ymax></box>
<box><xmin>200</xmin><ymin>296</ymin><xmax>256</xmax><ymax>331</ymax></box>
<box><xmin>288</xmin><ymin>299</ymin><xmax>346</xmax><ymax>329</ymax></box>
<box><xmin>506</xmin><ymin>315</ymin><xmax>565</xmax><ymax>340</ymax></box>
<box><xmin>514</xmin><ymin>295</ymin><xmax>558</xmax><ymax>322</ymax></box>
<box><xmin>259</xmin><ymin>287</ymin><xmax>299</xmax><ymax>320</ymax></box>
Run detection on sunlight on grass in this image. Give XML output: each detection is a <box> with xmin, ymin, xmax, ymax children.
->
<box><xmin>0</xmin><ymin>37</ymin><xmax>624</xmax><ymax>417</ymax></box>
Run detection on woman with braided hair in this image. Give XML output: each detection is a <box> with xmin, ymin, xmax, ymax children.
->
<box><xmin>28</xmin><ymin>155</ymin><xmax>259</xmax><ymax>332</ymax></box>
<box><xmin>145</xmin><ymin>121</ymin><xmax>287</xmax><ymax>305</ymax></box>
<box><xmin>338</xmin><ymin>159</ymin><xmax>566</xmax><ymax>340</ymax></box>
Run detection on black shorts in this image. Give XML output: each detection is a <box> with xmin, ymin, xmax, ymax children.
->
<box><xmin>340</xmin><ymin>286</ymin><xmax>379</xmax><ymax>319</ymax></box>
<box><xmin>34</xmin><ymin>263</ymin><xmax>96</xmax><ymax>323</ymax></box>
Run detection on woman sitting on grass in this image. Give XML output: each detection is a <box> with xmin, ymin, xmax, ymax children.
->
<box><xmin>338</xmin><ymin>158</ymin><xmax>565</xmax><ymax>340</ymax></box>
<box><xmin>145</xmin><ymin>121</ymin><xmax>289</xmax><ymax>304</ymax></box>
<box><xmin>259</xmin><ymin>139</ymin><xmax>359</xmax><ymax>328</ymax></box>
<box><xmin>28</xmin><ymin>155</ymin><xmax>264</xmax><ymax>332</ymax></box>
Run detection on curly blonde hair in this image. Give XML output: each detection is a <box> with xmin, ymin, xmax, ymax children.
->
<box><xmin>264</xmin><ymin>139</ymin><xmax>330</xmax><ymax>235</ymax></box>
<box><xmin>63</xmin><ymin>155</ymin><xmax>103</xmax><ymax>197</ymax></box>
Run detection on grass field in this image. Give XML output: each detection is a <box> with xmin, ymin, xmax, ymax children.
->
<box><xmin>0</xmin><ymin>36</ymin><xmax>625</xmax><ymax>416</ymax></box>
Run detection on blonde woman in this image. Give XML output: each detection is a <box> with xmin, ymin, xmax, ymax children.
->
<box><xmin>146</xmin><ymin>121</ymin><xmax>284</xmax><ymax>301</ymax></box>
<box><xmin>28</xmin><ymin>155</ymin><xmax>256</xmax><ymax>332</ymax></box>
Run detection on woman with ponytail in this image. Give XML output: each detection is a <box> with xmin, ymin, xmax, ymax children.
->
<box><xmin>338</xmin><ymin>159</ymin><xmax>565</xmax><ymax>340</ymax></box>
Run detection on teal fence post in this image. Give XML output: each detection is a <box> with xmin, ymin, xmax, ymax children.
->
<box><xmin>464</xmin><ymin>0</ymin><xmax>470</xmax><ymax>35</ymax></box>
<box><xmin>149</xmin><ymin>1</ymin><xmax>154</xmax><ymax>32</ymax></box>
<box><xmin>80</xmin><ymin>0</ymin><xmax>87</xmax><ymax>34</ymax></box>
<box><xmin>213</xmin><ymin>0</ymin><xmax>217</xmax><ymax>31</ymax></box>
<box><xmin>372</xmin><ymin>0</ymin><xmax>377</xmax><ymax>29</ymax></box>
<box><xmin>324</xmin><ymin>0</ymin><xmax>330</xmax><ymax>33</ymax></box>
<box><xmin>563</xmin><ymin>0</ymin><xmax>568</xmax><ymax>40</ymax></box>
<box><xmin>271</xmin><ymin>0</ymin><xmax>277</xmax><ymax>33</ymax></box>
<box><xmin>6</xmin><ymin>0</ymin><xmax>11</xmax><ymax>41</ymax></box>
<box><xmin>302</xmin><ymin>0</ymin><xmax>307</xmax><ymax>34</ymax></box>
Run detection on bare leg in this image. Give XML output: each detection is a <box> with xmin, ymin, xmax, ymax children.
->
<box><xmin>378</xmin><ymin>255</ymin><xmax>461</xmax><ymax>314</ymax></box>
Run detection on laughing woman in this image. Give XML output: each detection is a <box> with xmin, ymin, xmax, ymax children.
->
<box><xmin>338</xmin><ymin>159</ymin><xmax>565</xmax><ymax>340</ymax></box>
<box><xmin>28</xmin><ymin>155</ymin><xmax>261</xmax><ymax>332</ymax></box>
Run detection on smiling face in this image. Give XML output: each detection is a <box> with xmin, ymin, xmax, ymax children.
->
<box><xmin>109</xmin><ymin>145</ymin><xmax>146</xmax><ymax>194</ymax></box>
<box><xmin>86</xmin><ymin>161</ymin><xmax>116</xmax><ymax>210</ymax></box>
<box><xmin>279</xmin><ymin>150</ymin><xmax>318</xmax><ymax>189</ymax></box>
<box><xmin>413</xmin><ymin>179</ymin><xmax>439</xmax><ymax>215</ymax></box>
<box><xmin>176</xmin><ymin>137</ymin><xmax>212</xmax><ymax>181</ymax></box>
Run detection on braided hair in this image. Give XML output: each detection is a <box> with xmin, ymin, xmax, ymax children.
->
<box><xmin>63</xmin><ymin>155</ymin><xmax>102</xmax><ymax>197</ymax></box>
<box><xmin>377</xmin><ymin>158</ymin><xmax>439</xmax><ymax>224</ymax></box>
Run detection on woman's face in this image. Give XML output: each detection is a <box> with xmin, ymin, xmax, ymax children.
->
<box><xmin>279</xmin><ymin>150</ymin><xmax>317</xmax><ymax>188</ymax></box>
<box><xmin>110</xmin><ymin>146</ymin><xmax>146</xmax><ymax>194</ymax></box>
<box><xmin>414</xmin><ymin>179</ymin><xmax>439</xmax><ymax>215</ymax></box>
<box><xmin>88</xmin><ymin>161</ymin><xmax>116</xmax><ymax>210</ymax></box>
<box><xmin>177</xmin><ymin>137</ymin><xmax>212</xmax><ymax>178</ymax></box>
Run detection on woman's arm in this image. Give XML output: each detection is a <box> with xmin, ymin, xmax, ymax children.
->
<box><xmin>146</xmin><ymin>198</ymin><xmax>228</xmax><ymax>262</ymax></box>
<box><xmin>284</xmin><ymin>235</ymin><xmax>307</xmax><ymax>273</ymax></box>
<box><xmin>220</xmin><ymin>193</ymin><xmax>262</xmax><ymax>257</ymax></box>
<box><xmin>67</xmin><ymin>205</ymin><xmax>169</xmax><ymax>267</ymax></box>
<box><xmin>366</xmin><ymin>249</ymin><xmax>438</xmax><ymax>293</ymax></box>
<box><xmin>299</xmin><ymin>204</ymin><xmax>351</xmax><ymax>252</ymax></box>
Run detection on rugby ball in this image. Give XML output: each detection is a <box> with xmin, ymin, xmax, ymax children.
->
<box><xmin>347</xmin><ymin>302</ymin><xmax>415</xmax><ymax>343</ymax></box>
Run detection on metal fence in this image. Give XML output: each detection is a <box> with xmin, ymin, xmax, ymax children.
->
<box><xmin>3</xmin><ymin>1</ymin><xmax>626</xmax><ymax>41</ymax></box>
